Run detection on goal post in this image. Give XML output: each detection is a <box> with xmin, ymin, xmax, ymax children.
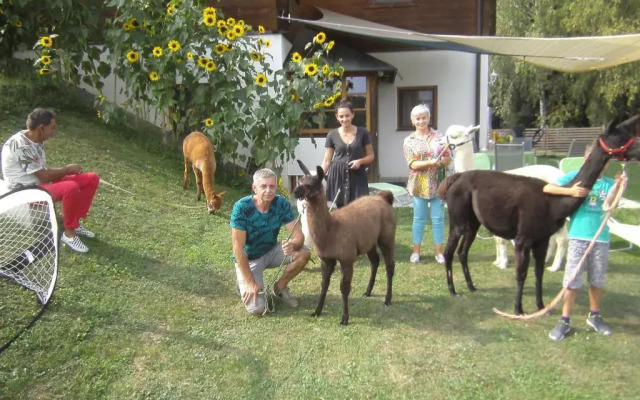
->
<box><xmin>0</xmin><ymin>187</ymin><xmax>58</xmax><ymax>305</ymax></box>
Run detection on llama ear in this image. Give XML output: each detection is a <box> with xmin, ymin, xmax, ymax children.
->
<box><xmin>316</xmin><ymin>166</ymin><xmax>325</xmax><ymax>180</ymax></box>
<box><xmin>616</xmin><ymin>114</ymin><xmax>640</xmax><ymax>134</ymax></box>
<box><xmin>297</xmin><ymin>159</ymin><xmax>311</xmax><ymax>175</ymax></box>
<box><xmin>217</xmin><ymin>191</ymin><xmax>227</xmax><ymax>198</ymax></box>
<box><xmin>605</xmin><ymin>119</ymin><xmax>617</xmax><ymax>135</ymax></box>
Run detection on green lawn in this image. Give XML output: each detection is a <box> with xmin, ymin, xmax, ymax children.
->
<box><xmin>1</xmin><ymin>81</ymin><xmax>640</xmax><ymax>399</ymax></box>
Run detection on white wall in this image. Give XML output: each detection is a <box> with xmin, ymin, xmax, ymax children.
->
<box><xmin>371</xmin><ymin>50</ymin><xmax>480</xmax><ymax>181</ymax></box>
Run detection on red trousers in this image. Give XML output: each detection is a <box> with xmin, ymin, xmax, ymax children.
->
<box><xmin>39</xmin><ymin>172</ymin><xmax>100</xmax><ymax>230</ymax></box>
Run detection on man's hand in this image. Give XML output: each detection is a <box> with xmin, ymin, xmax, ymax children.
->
<box><xmin>242</xmin><ymin>280</ymin><xmax>260</xmax><ymax>306</ymax></box>
<box><xmin>282</xmin><ymin>239</ymin><xmax>295</xmax><ymax>256</ymax></box>
<box><xmin>66</xmin><ymin>164</ymin><xmax>83</xmax><ymax>174</ymax></box>
<box><xmin>569</xmin><ymin>181</ymin><xmax>590</xmax><ymax>198</ymax></box>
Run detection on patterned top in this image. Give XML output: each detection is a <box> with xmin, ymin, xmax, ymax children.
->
<box><xmin>230</xmin><ymin>194</ymin><xmax>296</xmax><ymax>260</ymax></box>
<box><xmin>557</xmin><ymin>170</ymin><xmax>614</xmax><ymax>243</ymax></box>
<box><xmin>403</xmin><ymin>130</ymin><xmax>450</xmax><ymax>199</ymax></box>
<box><xmin>1</xmin><ymin>130</ymin><xmax>46</xmax><ymax>190</ymax></box>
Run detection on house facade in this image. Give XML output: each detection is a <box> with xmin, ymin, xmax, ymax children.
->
<box><xmin>219</xmin><ymin>0</ymin><xmax>497</xmax><ymax>184</ymax></box>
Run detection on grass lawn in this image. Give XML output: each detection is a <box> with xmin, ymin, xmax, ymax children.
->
<box><xmin>2</xmin><ymin>86</ymin><xmax>640</xmax><ymax>399</ymax></box>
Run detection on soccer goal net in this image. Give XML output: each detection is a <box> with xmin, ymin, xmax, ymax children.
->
<box><xmin>0</xmin><ymin>187</ymin><xmax>58</xmax><ymax>305</ymax></box>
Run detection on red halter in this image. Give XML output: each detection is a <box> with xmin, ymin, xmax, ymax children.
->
<box><xmin>598</xmin><ymin>136</ymin><xmax>636</xmax><ymax>160</ymax></box>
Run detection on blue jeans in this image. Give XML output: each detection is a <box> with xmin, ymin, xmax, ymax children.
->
<box><xmin>412</xmin><ymin>196</ymin><xmax>444</xmax><ymax>245</ymax></box>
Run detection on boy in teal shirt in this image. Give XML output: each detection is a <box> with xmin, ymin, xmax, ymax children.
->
<box><xmin>543</xmin><ymin>142</ymin><xmax>626</xmax><ymax>341</ymax></box>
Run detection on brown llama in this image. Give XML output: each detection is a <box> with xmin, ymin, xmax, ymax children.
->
<box><xmin>293</xmin><ymin>160</ymin><xmax>397</xmax><ymax>326</ymax></box>
<box><xmin>437</xmin><ymin>115</ymin><xmax>640</xmax><ymax>315</ymax></box>
<box><xmin>182</xmin><ymin>131</ymin><xmax>226</xmax><ymax>213</ymax></box>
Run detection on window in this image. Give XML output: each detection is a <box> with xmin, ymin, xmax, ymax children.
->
<box><xmin>397</xmin><ymin>86</ymin><xmax>437</xmax><ymax>130</ymax></box>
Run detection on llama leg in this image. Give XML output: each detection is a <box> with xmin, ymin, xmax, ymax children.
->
<box><xmin>193</xmin><ymin>167</ymin><xmax>203</xmax><ymax>201</ymax></box>
<box><xmin>379</xmin><ymin>243</ymin><xmax>395</xmax><ymax>306</ymax></box>
<box><xmin>444</xmin><ymin>228</ymin><xmax>463</xmax><ymax>297</ymax></box>
<box><xmin>493</xmin><ymin>237</ymin><xmax>508</xmax><ymax>269</ymax></box>
<box><xmin>183</xmin><ymin>160</ymin><xmax>190</xmax><ymax>189</ymax></box>
<box><xmin>313</xmin><ymin>258</ymin><xmax>336</xmax><ymax>318</ymax></box>
<box><xmin>513</xmin><ymin>241</ymin><xmax>532</xmax><ymax>315</ymax></box>
<box><xmin>362</xmin><ymin>248</ymin><xmax>380</xmax><ymax>298</ymax></box>
<box><xmin>458</xmin><ymin>222</ymin><xmax>480</xmax><ymax>292</ymax></box>
<box><xmin>532</xmin><ymin>239</ymin><xmax>549</xmax><ymax>311</ymax></box>
<box><xmin>339</xmin><ymin>262</ymin><xmax>354</xmax><ymax>326</ymax></box>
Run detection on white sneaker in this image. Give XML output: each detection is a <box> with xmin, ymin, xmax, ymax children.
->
<box><xmin>61</xmin><ymin>234</ymin><xmax>89</xmax><ymax>253</ymax></box>
<box><xmin>75</xmin><ymin>224</ymin><xmax>95</xmax><ymax>238</ymax></box>
<box><xmin>435</xmin><ymin>254</ymin><xmax>445</xmax><ymax>264</ymax></box>
<box><xmin>410</xmin><ymin>253</ymin><xmax>420</xmax><ymax>263</ymax></box>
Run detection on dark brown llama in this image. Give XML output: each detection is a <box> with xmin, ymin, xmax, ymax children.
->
<box><xmin>437</xmin><ymin>115</ymin><xmax>640</xmax><ymax>315</ymax></box>
<box><xmin>293</xmin><ymin>161</ymin><xmax>397</xmax><ymax>326</ymax></box>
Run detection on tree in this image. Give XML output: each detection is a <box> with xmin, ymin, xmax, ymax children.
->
<box><xmin>491</xmin><ymin>0</ymin><xmax>640</xmax><ymax>127</ymax></box>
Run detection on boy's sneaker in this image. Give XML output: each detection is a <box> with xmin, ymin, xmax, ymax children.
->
<box><xmin>274</xmin><ymin>287</ymin><xmax>299</xmax><ymax>308</ymax></box>
<box><xmin>410</xmin><ymin>253</ymin><xmax>420</xmax><ymax>263</ymax></box>
<box><xmin>549</xmin><ymin>320</ymin><xmax>572</xmax><ymax>341</ymax></box>
<box><xmin>61</xmin><ymin>234</ymin><xmax>89</xmax><ymax>253</ymax></box>
<box><xmin>75</xmin><ymin>224</ymin><xmax>95</xmax><ymax>238</ymax></box>
<box><xmin>435</xmin><ymin>254</ymin><xmax>445</xmax><ymax>264</ymax></box>
<box><xmin>586</xmin><ymin>314</ymin><xmax>612</xmax><ymax>335</ymax></box>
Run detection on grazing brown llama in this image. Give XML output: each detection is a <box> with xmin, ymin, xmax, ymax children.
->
<box><xmin>437</xmin><ymin>115</ymin><xmax>640</xmax><ymax>315</ymax></box>
<box><xmin>182</xmin><ymin>131</ymin><xmax>226</xmax><ymax>213</ymax></box>
<box><xmin>293</xmin><ymin>160</ymin><xmax>397</xmax><ymax>326</ymax></box>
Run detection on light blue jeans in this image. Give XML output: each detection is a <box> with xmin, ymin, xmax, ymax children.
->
<box><xmin>412</xmin><ymin>196</ymin><xmax>444</xmax><ymax>245</ymax></box>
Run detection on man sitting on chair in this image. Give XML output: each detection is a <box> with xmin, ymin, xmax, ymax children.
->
<box><xmin>1</xmin><ymin>108</ymin><xmax>100</xmax><ymax>253</ymax></box>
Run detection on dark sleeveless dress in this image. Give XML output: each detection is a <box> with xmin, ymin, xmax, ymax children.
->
<box><xmin>325</xmin><ymin>127</ymin><xmax>371</xmax><ymax>208</ymax></box>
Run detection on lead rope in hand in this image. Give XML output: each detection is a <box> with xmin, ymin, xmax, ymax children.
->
<box><xmin>261</xmin><ymin>187</ymin><xmax>342</xmax><ymax>315</ymax></box>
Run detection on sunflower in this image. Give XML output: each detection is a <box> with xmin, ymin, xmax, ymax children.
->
<box><xmin>233</xmin><ymin>24</ymin><xmax>244</xmax><ymax>37</ymax></box>
<box><xmin>214</xmin><ymin>43</ymin><xmax>226</xmax><ymax>55</ymax></box>
<box><xmin>258</xmin><ymin>25</ymin><xmax>265</xmax><ymax>34</ymax></box>
<box><xmin>15</xmin><ymin>21</ymin><xmax>22</xmax><ymax>28</ymax></box>
<box><xmin>197</xmin><ymin>57</ymin><xmax>208</xmax><ymax>68</ymax></box>
<box><xmin>250</xmin><ymin>51</ymin><xmax>261</xmax><ymax>61</ymax></box>
<box><xmin>149</xmin><ymin>71</ymin><xmax>159</xmax><ymax>81</ymax></box>
<box><xmin>217</xmin><ymin>20</ymin><xmax>226</xmax><ymax>28</ymax></box>
<box><xmin>97</xmin><ymin>111</ymin><xmax>102</xmax><ymax>118</ymax></box>
<box><xmin>314</xmin><ymin>32</ymin><xmax>326</xmax><ymax>44</ymax></box>
<box><xmin>123</xmin><ymin>22</ymin><xmax>132</xmax><ymax>32</ymax></box>
<box><xmin>130</xmin><ymin>18</ymin><xmax>139</xmax><ymax>29</ymax></box>
<box><xmin>292</xmin><ymin>52</ymin><xmax>302</xmax><ymax>63</ymax></box>
<box><xmin>226</xmin><ymin>17</ymin><xmax>235</xmax><ymax>26</ymax></box>
<box><xmin>324</xmin><ymin>97</ymin><xmax>335</xmax><ymax>107</ymax></box>
<box><xmin>204</xmin><ymin>118</ymin><xmax>214</xmax><ymax>127</ymax></box>
<box><xmin>168</xmin><ymin>40</ymin><xmax>180</xmax><ymax>52</ymax></box>
<box><xmin>205</xmin><ymin>60</ymin><xmax>216</xmax><ymax>72</ymax></box>
<box><xmin>126</xmin><ymin>50</ymin><xmax>140</xmax><ymax>63</ymax></box>
<box><xmin>187</xmin><ymin>52</ymin><xmax>194</xmax><ymax>60</ymax></box>
<box><xmin>38</xmin><ymin>68</ymin><xmax>50</xmax><ymax>75</ymax></box>
<box><xmin>203</xmin><ymin>15</ymin><xmax>216</xmax><ymax>27</ymax></box>
<box><xmin>265</xmin><ymin>40</ymin><xmax>271</xmax><ymax>48</ymax></box>
<box><xmin>166</xmin><ymin>4</ymin><xmax>176</xmax><ymax>15</ymax></box>
<box><xmin>327</xmin><ymin>40</ymin><xmax>335</xmax><ymax>51</ymax></box>
<box><xmin>335</xmin><ymin>81</ymin><xmax>342</xmax><ymax>89</ymax></box>
<box><xmin>226</xmin><ymin>30</ymin><xmax>236</xmax><ymax>41</ymax></box>
<box><xmin>218</xmin><ymin>25</ymin><xmax>228</xmax><ymax>36</ymax></box>
<box><xmin>40</xmin><ymin>55</ymin><xmax>51</xmax><ymax>65</ymax></box>
<box><xmin>255</xmin><ymin>73</ymin><xmax>267</xmax><ymax>86</ymax></box>
<box><xmin>203</xmin><ymin>7</ymin><xmax>216</xmax><ymax>17</ymax></box>
<box><xmin>40</xmin><ymin>36</ymin><xmax>53</xmax><ymax>47</ymax></box>
<box><xmin>304</xmin><ymin>63</ymin><xmax>318</xmax><ymax>77</ymax></box>
<box><xmin>322</xmin><ymin>64</ymin><xmax>330</xmax><ymax>75</ymax></box>
<box><xmin>152</xmin><ymin>46</ymin><xmax>163</xmax><ymax>57</ymax></box>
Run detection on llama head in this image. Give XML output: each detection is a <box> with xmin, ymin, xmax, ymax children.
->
<box><xmin>442</xmin><ymin>124</ymin><xmax>480</xmax><ymax>147</ymax></box>
<box><xmin>293</xmin><ymin>160</ymin><xmax>325</xmax><ymax>200</ymax></box>
<box><xmin>598</xmin><ymin>114</ymin><xmax>640</xmax><ymax>161</ymax></box>
<box><xmin>207</xmin><ymin>191</ymin><xmax>226</xmax><ymax>214</ymax></box>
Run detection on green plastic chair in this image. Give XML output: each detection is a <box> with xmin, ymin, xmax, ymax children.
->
<box><xmin>559</xmin><ymin>157</ymin><xmax>584</xmax><ymax>173</ymax></box>
<box><xmin>472</xmin><ymin>152</ymin><xmax>492</xmax><ymax>170</ymax></box>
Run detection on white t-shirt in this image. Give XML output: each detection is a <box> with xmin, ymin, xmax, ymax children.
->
<box><xmin>1</xmin><ymin>130</ymin><xmax>46</xmax><ymax>189</ymax></box>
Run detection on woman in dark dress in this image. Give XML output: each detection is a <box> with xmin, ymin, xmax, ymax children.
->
<box><xmin>321</xmin><ymin>100</ymin><xmax>375</xmax><ymax>208</ymax></box>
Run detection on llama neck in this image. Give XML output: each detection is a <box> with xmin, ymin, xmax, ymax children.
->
<box><xmin>551</xmin><ymin>148</ymin><xmax>611</xmax><ymax>218</ymax></box>
<box><xmin>454</xmin><ymin>142</ymin><xmax>474</xmax><ymax>172</ymax></box>
<box><xmin>305</xmin><ymin>191</ymin><xmax>334</xmax><ymax>249</ymax></box>
<box><xmin>201</xmin><ymin>159</ymin><xmax>215</xmax><ymax>198</ymax></box>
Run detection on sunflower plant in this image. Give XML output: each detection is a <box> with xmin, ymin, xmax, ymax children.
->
<box><xmin>22</xmin><ymin>0</ymin><xmax>343</xmax><ymax>169</ymax></box>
